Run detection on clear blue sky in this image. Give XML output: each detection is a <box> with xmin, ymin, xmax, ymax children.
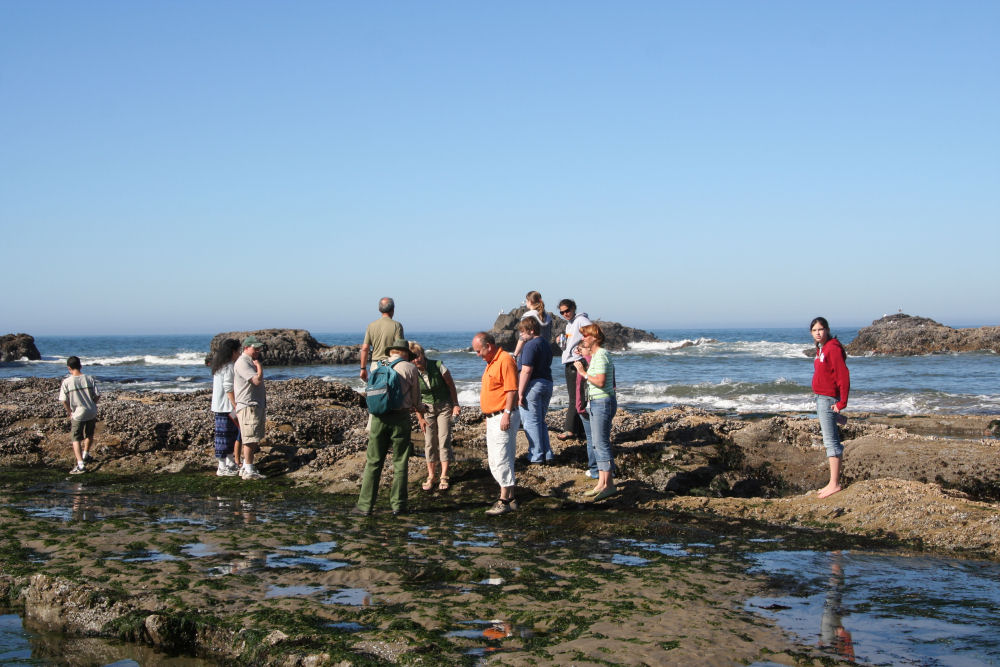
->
<box><xmin>3</xmin><ymin>1</ymin><xmax>997</xmax><ymax>335</ymax></box>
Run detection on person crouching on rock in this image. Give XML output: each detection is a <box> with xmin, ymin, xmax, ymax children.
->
<box><xmin>58</xmin><ymin>356</ymin><xmax>99</xmax><ymax>474</ymax></box>
<box><xmin>210</xmin><ymin>338</ymin><xmax>242</xmax><ymax>476</ymax></box>
<box><xmin>811</xmin><ymin>317</ymin><xmax>851</xmax><ymax>499</ymax></box>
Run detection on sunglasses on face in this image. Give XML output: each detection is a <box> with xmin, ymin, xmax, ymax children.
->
<box><xmin>559</xmin><ymin>309</ymin><xmax>571</xmax><ymax>315</ymax></box>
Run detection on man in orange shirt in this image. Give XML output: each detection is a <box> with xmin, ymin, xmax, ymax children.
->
<box><xmin>472</xmin><ymin>332</ymin><xmax>520</xmax><ymax>515</ymax></box>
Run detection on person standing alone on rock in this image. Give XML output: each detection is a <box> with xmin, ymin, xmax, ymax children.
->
<box><xmin>811</xmin><ymin>317</ymin><xmax>851</xmax><ymax>499</ymax></box>
<box><xmin>58</xmin><ymin>356</ymin><xmax>99</xmax><ymax>474</ymax></box>
<box><xmin>234</xmin><ymin>336</ymin><xmax>267</xmax><ymax>480</ymax></box>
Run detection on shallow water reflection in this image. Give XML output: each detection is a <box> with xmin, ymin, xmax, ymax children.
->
<box><xmin>0</xmin><ymin>612</ymin><xmax>213</xmax><ymax>666</ymax></box>
<box><xmin>747</xmin><ymin>550</ymin><xmax>1000</xmax><ymax>666</ymax></box>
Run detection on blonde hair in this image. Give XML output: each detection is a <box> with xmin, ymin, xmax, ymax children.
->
<box><xmin>408</xmin><ymin>341</ymin><xmax>425</xmax><ymax>359</ymax></box>
<box><xmin>525</xmin><ymin>290</ymin><xmax>545</xmax><ymax>319</ymax></box>
<box><xmin>580</xmin><ymin>323</ymin><xmax>605</xmax><ymax>346</ymax></box>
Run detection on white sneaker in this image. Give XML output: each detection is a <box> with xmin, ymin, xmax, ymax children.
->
<box><xmin>217</xmin><ymin>464</ymin><xmax>238</xmax><ymax>477</ymax></box>
<box><xmin>69</xmin><ymin>463</ymin><xmax>85</xmax><ymax>475</ymax></box>
<box><xmin>240</xmin><ymin>467</ymin><xmax>266</xmax><ymax>480</ymax></box>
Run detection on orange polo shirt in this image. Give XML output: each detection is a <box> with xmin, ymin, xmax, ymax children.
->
<box><xmin>480</xmin><ymin>348</ymin><xmax>517</xmax><ymax>414</ymax></box>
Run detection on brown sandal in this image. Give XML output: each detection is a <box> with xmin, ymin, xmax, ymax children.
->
<box><xmin>557</xmin><ymin>431</ymin><xmax>574</xmax><ymax>441</ymax></box>
<box><xmin>438</xmin><ymin>476</ymin><xmax>450</xmax><ymax>491</ymax></box>
<box><xmin>422</xmin><ymin>476</ymin><xmax>435</xmax><ymax>491</ymax></box>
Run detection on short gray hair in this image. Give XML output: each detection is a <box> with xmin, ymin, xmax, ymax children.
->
<box><xmin>379</xmin><ymin>297</ymin><xmax>395</xmax><ymax>314</ymax></box>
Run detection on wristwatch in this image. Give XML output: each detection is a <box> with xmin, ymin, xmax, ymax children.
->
<box><xmin>503</xmin><ymin>409</ymin><xmax>512</xmax><ymax>415</ymax></box>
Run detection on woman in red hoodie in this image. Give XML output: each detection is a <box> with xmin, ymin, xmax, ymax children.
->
<box><xmin>811</xmin><ymin>317</ymin><xmax>850</xmax><ymax>498</ymax></box>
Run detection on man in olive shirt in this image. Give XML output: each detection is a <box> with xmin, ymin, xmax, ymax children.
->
<box><xmin>360</xmin><ymin>297</ymin><xmax>404</xmax><ymax>382</ymax></box>
<box><xmin>355</xmin><ymin>339</ymin><xmax>427</xmax><ymax>516</ymax></box>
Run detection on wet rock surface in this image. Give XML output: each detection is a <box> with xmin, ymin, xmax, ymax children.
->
<box><xmin>1</xmin><ymin>333</ymin><xmax>42</xmax><ymax>362</ymax></box>
<box><xmin>208</xmin><ymin>329</ymin><xmax>360</xmax><ymax>365</ymax></box>
<box><xmin>845</xmin><ymin>313</ymin><xmax>1000</xmax><ymax>356</ymax></box>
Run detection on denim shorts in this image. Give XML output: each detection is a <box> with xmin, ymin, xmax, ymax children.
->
<box><xmin>815</xmin><ymin>394</ymin><xmax>843</xmax><ymax>457</ymax></box>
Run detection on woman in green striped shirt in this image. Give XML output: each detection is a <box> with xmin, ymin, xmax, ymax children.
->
<box><xmin>573</xmin><ymin>323</ymin><xmax>619</xmax><ymax>501</ymax></box>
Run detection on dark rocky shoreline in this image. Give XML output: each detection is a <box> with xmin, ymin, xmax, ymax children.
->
<box><xmin>845</xmin><ymin>313</ymin><xmax>1000</xmax><ymax>356</ymax></box>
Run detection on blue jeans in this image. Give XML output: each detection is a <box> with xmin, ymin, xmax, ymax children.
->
<box><xmin>588</xmin><ymin>396</ymin><xmax>617</xmax><ymax>472</ymax></box>
<box><xmin>816</xmin><ymin>395</ymin><xmax>843</xmax><ymax>458</ymax></box>
<box><xmin>519</xmin><ymin>379</ymin><xmax>554</xmax><ymax>462</ymax></box>
<box><xmin>580</xmin><ymin>411</ymin><xmax>597</xmax><ymax>476</ymax></box>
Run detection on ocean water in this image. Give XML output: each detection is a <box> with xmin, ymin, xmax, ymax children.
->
<box><xmin>2</xmin><ymin>329</ymin><xmax>998</xmax><ymax>415</ymax></box>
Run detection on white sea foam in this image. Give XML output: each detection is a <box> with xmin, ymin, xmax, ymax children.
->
<box><xmin>628</xmin><ymin>339</ymin><xmax>810</xmax><ymax>359</ymax></box>
<box><xmin>114</xmin><ymin>381</ymin><xmax>206</xmax><ymax>394</ymax></box>
<box><xmin>82</xmin><ymin>352</ymin><xmax>206</xmax><ymax>366</ymax></box>
<box><xmin>628</xmin><ymin>338</ymin><xmax>717</xmax><ymax>353</ymax></box>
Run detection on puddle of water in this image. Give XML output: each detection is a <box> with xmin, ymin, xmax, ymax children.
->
<box><xmin>747</xmin><ymin>550</ymin><xmax>1000</xmax><ymax>666</ymax></box>
<box><xmin>111</xmin><ymin>550</ymin><xmax>178</xmax><ymax>563</ymax></box>
<box><xmin>325</xmin><ymin>621</ymin><xmax>367</xmax><ymax>632</ymax></box>
<box><xmin>265</xmin><ymin>553</ymin><xmax>348</xmax><ymax>571</ymax></box>
<box><xmin>265</xmin><ymin>584</ymin><xmax>326</xmax><ymax>599</ymax></box>
<box><xmin>611</xmin><ymin>553</ymin><xmax>650</xmax><ymax>566</ymax></box>
<box><xmin>454</xmin><ymin>539</ymin><xmax>498</xmax><ymax>548</ymax></box>
<box><xmin>0</xmin><ymin>611</ymin><xmax>212</xmax><ymax>666</ymax></box>
<box><xmin>324</xmin><ymin>588</ymin><xmax>373</xmax><ymax>606</ymax></box>
<box><xmin>0</xmin><ymin>613</ymin><xmax>31</xmax><ymax>665</ymax></box>
<box><xmin>477</xmin><ymin>577</ymin><xmax>504</xmax><ymax>586</ymax></box>
<box><xmin>181</xmin><ymin>542</ymin><xmax>217</xmax><ymax>558</ymax></box>
<box><xmin>282</xmin><ymin>540</ymin><xmax>337</xmax><ymax>554</ymax></box>
<box><xmin>617</xmin><ymin>538</ymin><xmax>713</xmax><ymax>558</ymax></box>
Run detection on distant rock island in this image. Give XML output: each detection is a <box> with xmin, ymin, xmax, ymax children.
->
<box><xmin>207</xmin><ymin>329</ymin><xmax>359</xmax><ymax>366</ymax></box>
<box><xmin>0</xmin><ymin>334</ymin><xmax>41</xmax><ymax>362</ymax></box>
<box><xmin>488</xmin><ymin>307</ymin><xmax>659</xmax><ymax>352</ymax></box>
<box><xmin>845</xmin><ymin>314</ymin><xmax>1000</xmax><ymax>356</ymax></box>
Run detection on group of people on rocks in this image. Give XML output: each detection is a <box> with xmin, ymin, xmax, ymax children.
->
<box><xmin>55</xmin><ymin>295</ymin><xmax>850</xmax><ymax>508</ymax></box>
<box><xmin>353</xmin><ymin>292</ymin><xmax>621</xmax><ymax>517</ymax></box>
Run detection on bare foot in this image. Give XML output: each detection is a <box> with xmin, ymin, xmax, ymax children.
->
<box><xmin>817</xmin><ymin>484</ymin><xmax>842</xmax><ymax>499</ymax></box>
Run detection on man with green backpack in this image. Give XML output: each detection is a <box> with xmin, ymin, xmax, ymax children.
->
<box><xmin>355</xmin><ymin>339</ymin><xmax>427</xmax><ymax>516</ymax></box>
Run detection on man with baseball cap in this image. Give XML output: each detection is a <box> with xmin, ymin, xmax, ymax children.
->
<box><xmin>234</xmin><ymin>335</ymin><xmax>267</xmax><ymax>480</ymax></box>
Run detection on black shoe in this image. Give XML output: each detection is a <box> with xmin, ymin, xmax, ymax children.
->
<box><xmin>351</xmin><ymin>506</ymin><xmax>372</xmax><ymax>516</ymax></box>
<box><xmin>392</xmin><ymin>508</ymin><xmax>407</xmax><ymax>516</ymax></box>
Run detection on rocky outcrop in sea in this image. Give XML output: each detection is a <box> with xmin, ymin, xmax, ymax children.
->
<box><xmin>1</xmin><ymin>333</ymin><xmax>41</xmax><ymax>362</ymax></box>
<box><xmin>207</xmin><ymin>329</ymin><xmax>359</xmax><ymax>365</ymax></box>
<box><xmin>488</xmin><ymin>307</ymin><xmax>659</xmax><ymax>352</ymax></box>
<box><xmin>845</xmin><ymin>314</ymin><xmax>1000</xmax><ymax>356</ymax></box>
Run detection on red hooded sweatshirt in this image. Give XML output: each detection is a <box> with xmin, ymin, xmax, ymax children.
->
<box><xmin>812</xmin><ymin>337</ymin><xmax>850</xmax><ymax>411</ymax></box>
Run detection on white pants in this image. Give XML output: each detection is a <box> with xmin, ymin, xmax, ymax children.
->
<box><xmin>486</xmin><ymin>411</ymin><xmax>520</xmax><ymax>488</ymax></box>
